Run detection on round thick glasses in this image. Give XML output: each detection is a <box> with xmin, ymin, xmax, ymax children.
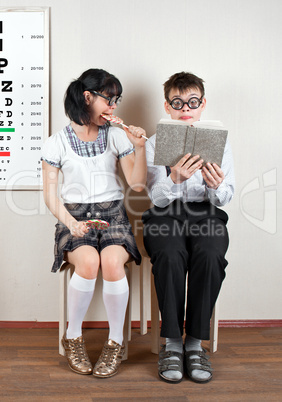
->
<box><xmin>88</xmin><ymin>90</ymin><xmax>122</xmax><ymax>106</ymax></box>
<box><xmin>169</xmin><ymin>96</ymin><xmax>203</xmax><ymax>110</ymax></box>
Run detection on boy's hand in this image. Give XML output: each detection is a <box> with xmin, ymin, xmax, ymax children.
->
<box><xmin>170</xmin><ymin>153</ymin><xmax>203</xmax><ymax>184</ymax></box>
<box><xmin>202</xmin><ymin>163</ymin><xmax>224</xmax><ymax>189</ymax></box>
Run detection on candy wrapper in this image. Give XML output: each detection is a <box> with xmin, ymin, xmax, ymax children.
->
<box><xmin>85</xmin><ymin>219</ymin><xmax>110</xmax><ymax>230</ymax></box>
<box><xmin>101</xmin><ymin>113</ymin><xmax>148</xmax><ymax>139</ymax></box>
<box><xmin>101</xmin><ymin>113</ymin><xmax>126</xmax><ymax>126</ymax></box>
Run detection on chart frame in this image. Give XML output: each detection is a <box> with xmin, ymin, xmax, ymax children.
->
<box><xmin>0</xmin><ymin>7</ymin><xmax>49</xmax><ymax>190</ymax></box>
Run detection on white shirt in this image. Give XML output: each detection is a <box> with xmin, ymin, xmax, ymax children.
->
<box><xmin>146</xmin><ymin>134</ymin><xmax>235</xmax><ymax>208</ymax></box>
<box><xmin>41</xmin><ymin>126</ymin><xmax>133</xmax><ymax>203</ymax></box>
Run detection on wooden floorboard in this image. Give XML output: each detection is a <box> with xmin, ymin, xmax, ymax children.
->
<box><xmin>0</xmin><ymin>327</ymin><xmax>281</xmax><ymax>401</ymax></box>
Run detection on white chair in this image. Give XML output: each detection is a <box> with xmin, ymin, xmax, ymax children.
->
<box><xmin>59</xmin><ymin>262</ymin><xmax>132</xmax><ymax>360</ymax></box>
<box><xmin>139</xmin><ymin>249</ymin><xmax>219</xmax><ymax>354</ymax></box>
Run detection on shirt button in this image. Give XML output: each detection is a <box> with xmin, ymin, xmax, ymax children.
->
<box><xmin>95</xmin><ymin>212</ymin><xmax>101</xmax><ymax>218</ymax></box>
<box><xmin>86</xmin><ymin>212</ymin><xmax>92</xmax><ymax>218</ymax></box>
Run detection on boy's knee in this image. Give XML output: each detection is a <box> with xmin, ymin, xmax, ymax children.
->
<box><xmin>192</xmin><ymin>245</ymin><xmax>228</xmax><ymax>278</ymax></box>
<box><xmin>199</xmin><ymin>244</ymin><xmax>226</xmax><ymax>262</ymax></box>
<box><xmin>151</xmin><ymin>247</ymin><xmax>188</xmax><ymax>276</ymax></box>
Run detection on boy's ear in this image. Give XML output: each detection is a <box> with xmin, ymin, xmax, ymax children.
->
<box><xmin>201</xmin><ymin>97</ymin><xmax>207</xmax><ymax>111</ymax></box>
<box><xmin>164</xmin><ymin>101</ymin><xmax>171</xmax><ymax>115</ymax></box>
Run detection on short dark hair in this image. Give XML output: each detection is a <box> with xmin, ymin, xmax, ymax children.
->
<box><xmin>64</xmin><ymin>68</ymin><xmax>122</xmax><ymax>126</ymax></box>
<box><xmin>163</xmin><ymin>72</ymin><xmax>205</xmax><ymax>102</ymax></box>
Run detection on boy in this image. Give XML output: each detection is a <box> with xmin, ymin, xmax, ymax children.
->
<box><xmin>142</xmin><ymin>72</ymin><xmax>235</xmax><ymax>384</ymax></box>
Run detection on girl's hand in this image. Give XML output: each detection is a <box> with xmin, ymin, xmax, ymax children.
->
<box><xmin>202</xmin><ymin>163</ymin><xmax>224</xmax><ymax>189</ymax></box>
<box><xmin>124</xmin><ymin>125</ymin><xmax>146</xmax><ymax>148</ymax></box>
<box><xmin>70</xmin><ymin>220</ymin><xmax>89</xmax><ymax>237</ymax></box>
<box><xmin>170</xmin><ymin>153</ymin><xmax>203</xmax><ymax>184</ymax></box>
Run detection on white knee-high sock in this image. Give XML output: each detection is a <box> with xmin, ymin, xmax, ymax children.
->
<box><xmin>103</xmin><ymin>276</ymin><xmax>129</xmax><ymax>346</ymax></box>
<box><xmin>66</xmin><ymin>272</ymin><xmax>96</xmax><ymax>339</ymax></box>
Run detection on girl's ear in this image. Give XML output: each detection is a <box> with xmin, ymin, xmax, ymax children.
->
<box><xmin>83</xmin><ymin>91</ymin><xmax>91</xmax><ymax>105</ymax></box>
<box><xmin>164</xmin><ymin>100</ymin><xmax>171</xmax><ymax>115</ymax></box>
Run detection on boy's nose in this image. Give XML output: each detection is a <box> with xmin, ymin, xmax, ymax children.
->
<box><xmin>182</xmin><ymin>104</ymin><xmax>190</xmax><ymax>111</ymax></box>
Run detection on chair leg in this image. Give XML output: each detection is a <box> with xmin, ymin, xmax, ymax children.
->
<box><xmin>122</xmin><ymin>265</ymin><xmax>132</xmax><ymax>361</ymax></box>
<box><xmin>150</xmin><ymin>270</ymin><xmax>160</xmax><ymax>354</ymax></box>
<box><xmin>140</xmin><ymin>260</ymin><xmax>147</xmax><ymax>335</ymax></box>
<box><xmin>127</xmin><ymin>264</ymin><xmax>132</xmax><ymax>342</ymax></box>
<box><xmin>210</xmin><ymin>301</ymin><xmax>219</xmax><ymax>353</ymax></box>
<box><xmin>59</xmin><ymin>265</ymin><xmax>68</xmax><ymax>356</ymax></box>
<box><xmin>141</xmin><ymin>255</ymin><xmax>160</xmax><ymax>354</ymax></box>
<box><xmin>59</xmin><ymin>263</ymin><xmax>74</xmax><ymax>356</ymax></box>
<box><xmin>140</xmin><ymin>256</ymin><xmax>151</xmax><ymax>335</ymax></box>
<box><xmin>123</xmin><ymin>305</ymin><xmax>129</xmax><ymax>361</ymax></box>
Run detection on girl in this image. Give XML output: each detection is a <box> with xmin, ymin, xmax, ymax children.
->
<box><xmin>42</xmin><ymin>68</ymin><xmax>146</xmax><ymax>378</ymax></box>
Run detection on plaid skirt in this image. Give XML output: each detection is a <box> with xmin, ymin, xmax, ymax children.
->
<box><xmin>51</xmin><ymin>200</ymin><xmax>141</xmax><ymax>272</ymax></box>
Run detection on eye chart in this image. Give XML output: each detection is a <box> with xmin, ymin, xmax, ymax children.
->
<box><xmin>0</xmin><ymin>7</ymin><xmax>49</xmax><ymax>189</ymax></box>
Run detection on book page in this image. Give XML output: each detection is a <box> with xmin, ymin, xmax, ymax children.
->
<box><xmin>154</xmin><ymin>123</ymin><xmax>187</xmax><ymax>166</ymax></box>
<box><xmin>191</xmin><ymin>128</ymin><xmax>228</xmax><ymax>167</ymax></box>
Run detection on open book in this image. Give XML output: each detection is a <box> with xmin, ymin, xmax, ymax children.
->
<box><xmin>154</xmin><ymin>119</ymin><xmax>228</xmax><ymax>167</ymax></box>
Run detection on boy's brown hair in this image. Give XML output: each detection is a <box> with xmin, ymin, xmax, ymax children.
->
<box><xmin>163</xmin><ymin>72</ymin><xmax>205</xmax><ymax>102</ymax></box>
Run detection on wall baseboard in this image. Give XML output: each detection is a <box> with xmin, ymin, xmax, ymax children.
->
<box><xmin>218</xmin><ymin>320</ymin><xmax>282</xmax><ymax>328</ymax></box>
<box><xmin>0</xmin><ymin>320</ymin><xmax>281</xmax><ymax>329</ymax></box>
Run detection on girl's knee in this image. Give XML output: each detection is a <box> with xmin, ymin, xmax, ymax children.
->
<box><xmin>100</xmin><ymin>253</ymin><xmax>127</xmax><ymax>281</ymax></box>
<box><xmin>75</xmin><ymin>254</ymin><xmax>99</xmax><ymax>279</ymax></box>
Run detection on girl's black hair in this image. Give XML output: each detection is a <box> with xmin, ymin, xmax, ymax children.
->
<box><xmin>64</xmin><ymin>69</ymin><xmax>123</xmax><ymax>126</ymax></box>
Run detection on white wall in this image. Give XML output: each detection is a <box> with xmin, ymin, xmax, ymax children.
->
<box><xmin>0</xmin><ymin>0</ymin><xmax>281</xmax><ymax>322</ymax></box>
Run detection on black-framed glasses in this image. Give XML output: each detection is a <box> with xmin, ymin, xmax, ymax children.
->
<box><xmin>88</xmin><ymin>90</ymin><xmax>122</xmax><ymax>106</ymax></box>
<box><xmin>169</xmin><ymin>96</ymin><xmax>203</xmax><ymax>110</ymax></box>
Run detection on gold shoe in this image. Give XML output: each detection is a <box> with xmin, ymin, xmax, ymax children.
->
<box><xmin>93</xmin><ymin>339</ymin><xmax>124</xmax><ymax>378</ymax></box>
<box><xmin>62</xmin><ymin>334</ymin><xmax>93</xmax><ymax>375</ymax></box>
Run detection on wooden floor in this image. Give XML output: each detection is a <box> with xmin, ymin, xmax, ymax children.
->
<box><xmin>0</xmin><ymin>327</ymin><xmax>282</xmax><ymax>401</ymax></box>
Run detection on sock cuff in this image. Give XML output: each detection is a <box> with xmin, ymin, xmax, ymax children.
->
<box><xmin>185</xmin><ymin>335</ymin><xmax>201</xmax><ymax>343</ymax></box>
<box><xmin>185</xmin><ymin>335</ymin><xmax>202</xmax><ymax>351</ymax></box>
<box><xmin>103</xmin><ymin>275</ymin><xmax>129</xmax><ymax>295</ymax></box>
<box><xmin>165</xmin><ymin>337</ymin><xmax>183</xmax><ymax>354</ymax></box>
<box><xmin>69</xmin><ymin>272</ymin><xmax>96</xmax><ymax>292</ymax></box>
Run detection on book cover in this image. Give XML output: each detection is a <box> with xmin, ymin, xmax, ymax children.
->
<box><xmin>154</xmin><ymin>119</ymin><xmax>228</xmax><ymax>167</ymax></box>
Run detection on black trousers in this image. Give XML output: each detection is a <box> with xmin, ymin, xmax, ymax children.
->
<box><xmin>142</xmin><ymin>201</ymin><xmax>229</xmax><ymax>340</ymax></box>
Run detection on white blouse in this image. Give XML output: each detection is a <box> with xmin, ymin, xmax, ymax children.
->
<box><xmin>41</xmin><ymin>126</ymin><xmax>133</xmax><ymax>203</ymax></box>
